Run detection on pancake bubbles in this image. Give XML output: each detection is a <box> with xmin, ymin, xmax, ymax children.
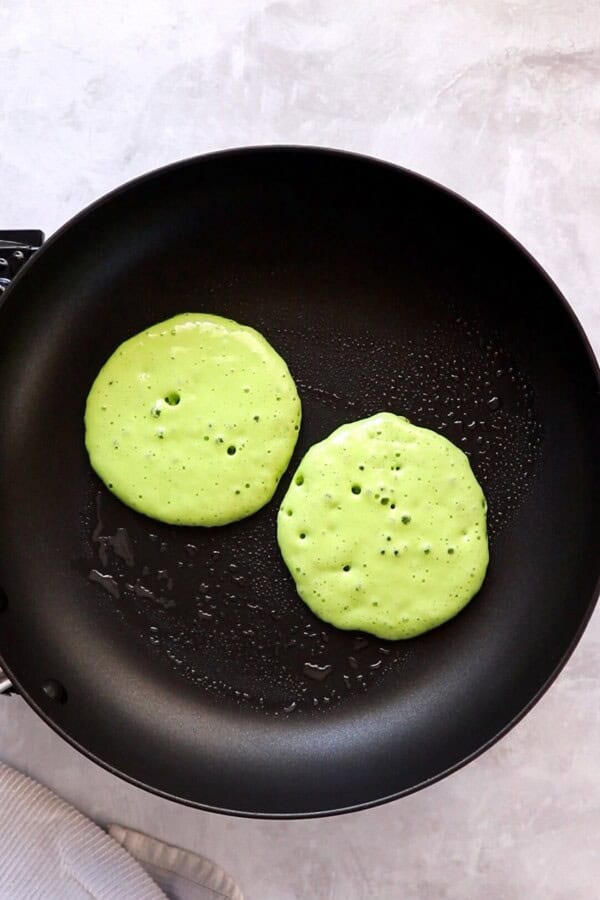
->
<box><xmin>85</xmin><ymin>313</ymin><xmax>301</xmax><ymax>526</ymax></box>
<box><xmin>277</xmin><ymin>413</ymin><xmax>488</xmax><ymax>640</ymax></box>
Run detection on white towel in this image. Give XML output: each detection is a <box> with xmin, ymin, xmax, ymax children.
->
<box><xmin>0</xmin><ymin>763</ymin><xmax>166</xmax><ymax>900</ymax></box>
<box><xmin>110</xmin><ymin>825</ymin><xmax>244</xmax><ymax>900</ymax></box>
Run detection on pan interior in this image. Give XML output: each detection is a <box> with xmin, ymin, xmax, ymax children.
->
<box><xmin>0</xmin><ymin>148</ymin><xmax>598</xmax><ymax>816</ymax></box>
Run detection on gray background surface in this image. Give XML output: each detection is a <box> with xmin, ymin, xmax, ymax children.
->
<box><xmin>1</xmin><ymin>2</ymin><xmax>598</xmax><ymax>897</ymax></box>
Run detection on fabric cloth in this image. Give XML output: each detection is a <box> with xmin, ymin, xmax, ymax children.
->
<box><xmin>110</xmin><ymin>825</ymin><xmax>244</xmax><ymax>900</ymax></box>
<box><xmin>0</xmin><ymin>763</ymin><xmax>166</xmax><ymax>899</ymax></box>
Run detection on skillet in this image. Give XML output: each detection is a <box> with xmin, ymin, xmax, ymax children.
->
<box><xmin>0</xmin><ymin>146</ymin><xmax>598</xmax><ymax>817</ymax></box>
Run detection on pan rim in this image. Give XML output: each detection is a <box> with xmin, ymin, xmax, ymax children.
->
<box><xmin>1</xmin><ymin>143</ymin><xmax>599</xmax><ymax>818</ymax></box>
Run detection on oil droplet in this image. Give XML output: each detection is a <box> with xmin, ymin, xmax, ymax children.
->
<box><xmin>111</xmin><ymin>527</ymin><xmax>135</xmax><ymax>566</ymax></box>
<box><xmin>303</xmin><ymin>662</ymin><xmax>334</xmax><ymax>682</ymax></box>
<box><xmin>89</xmin><ymin>569</ymin><xmax>120</xmax><ymax>599</ymax></box>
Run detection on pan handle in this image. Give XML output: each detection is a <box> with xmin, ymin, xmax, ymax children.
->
<box><xmin>0</xmin><ymin>230</ymin><xmax>43</xmax><ymax>694</ymax></box>
<box><xmin>0</xmin><ymin>231</ymin><xmax>44</xmax><ymax>297</ymax></box>
<box><xmin>0</xmin><ymin>230</ymin><xmax>66</xmax><ymax>693</ymax></box>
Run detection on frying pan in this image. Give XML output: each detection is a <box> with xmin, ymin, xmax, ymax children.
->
<box><xmin>0</xmin><ymin>147</ymin><xmax>598</xmax><ymax>818</ymax></box>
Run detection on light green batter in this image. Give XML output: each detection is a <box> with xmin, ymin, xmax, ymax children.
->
<box><xmin>277</xmin><ymin>413</ymin><xmax>488</xmax><ymax>639</ymax></box>
<box><xmin>85</xmin><ymin>313</ymin><xmax>301</xmax><ymax>526</ymax></box>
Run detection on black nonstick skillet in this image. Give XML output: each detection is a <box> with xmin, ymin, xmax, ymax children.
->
<box><xmin>0</xmin><ymin>147</ymin><xmax>598</xmax><ymax>817</ymax></box>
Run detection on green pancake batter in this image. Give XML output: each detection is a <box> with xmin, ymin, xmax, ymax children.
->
<box><xmin>277</xmin><ymin>413</ymin><xmax>488</xmax><ymax>640</ymax></box>
<box><xmin>85</xmin><ymin>313</ymin><xmax>301</xmax><ymax>526</ymax></box>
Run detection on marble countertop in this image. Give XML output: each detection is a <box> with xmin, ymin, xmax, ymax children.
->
<box><xmin>1</xmin><ymin>2</ymin><xmax>598</xmax><ymax>897</ymax></box>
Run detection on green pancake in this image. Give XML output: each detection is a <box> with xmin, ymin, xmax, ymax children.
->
<box><xmin>277</xmin><ymin>413</ymin><xmax>488</xmax><ymax>640</ymax></box>
<box><xmin>85</xmin><ymin>313</ymin><xmax>301</xmax><ymax>526</ymax></box>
